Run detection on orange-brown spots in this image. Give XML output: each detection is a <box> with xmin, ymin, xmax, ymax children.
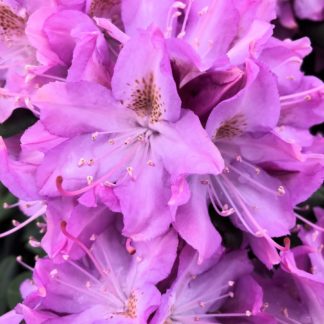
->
<box><xmin>214</xmin><ymin>114</ymin><xmax>247</xmax><ymax>140</ymax></box>
<box><xmin>89</xmin><ymin>0</ymin><xmax>120</xmax><ymax>17</ymax></box>
<box><xmin>0</xmin><ymin>4</ymin><xmax>25</xmax><ymax>38</ymax></box>
<box><xmin>128</xmin><ymin>73</ymin><xmax>164</xmax><ymax>123</ymax></box>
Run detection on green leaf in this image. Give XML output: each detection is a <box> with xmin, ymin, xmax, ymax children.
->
<box><xmin>0</xmin><ymin>256</ymin><xmax>17</xmax><ymax>313</ymax></box>
<box><xmin>7</xmin><ymin>272</ymin><xmax>31</xmax><ymax>309</ymax></box>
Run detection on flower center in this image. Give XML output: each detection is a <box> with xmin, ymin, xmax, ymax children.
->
<box><xmin>56</xmin><ymin>128</ymin><xmax>156</xmax><ymax>197</ymax></box>
<box><xmin>49</xmin><ymin>222</ymin><xmax>143</xmax><ymax>318</ymax></box>
<box><xmin>213</xmin><ymin>114</ymin><xmax>247</xmax><ymax>140</ymax></box>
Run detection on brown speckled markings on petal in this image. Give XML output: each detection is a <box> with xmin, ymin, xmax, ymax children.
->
<box><xmin>127</xmin><ymin>73</ymin><xmax>164</xmax><ymax>123</ymax></box>
<box><xmin>0</xmin><ymin>3</ymin><xmax>25</xmax><ymax>38</ymax></box>
<box><xmin>89</xmin><ymin>0</ymin><xmax>121</xmax><ymax>27</ymax></box>
<box><xmin>214</xmin><ymin>113</ymin><xmax>247</xmax><ymax>140</ymax></box>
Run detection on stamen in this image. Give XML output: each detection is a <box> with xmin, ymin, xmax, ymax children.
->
<box><xmin>60</xmin><ymin>221</ymin><xmax>106</xmax><ymax>277</ymax></box>
<box><xmin>38</xmin><ymin>286</ymin><xmax>47</xmax><ymax>297</ymax></box>
<box><xmin>295</xmin><ymin>213</ymin><xmax>324</xmax><ymax>232</ymax></box>
<box><xmin>90</xmin><ymin>234</ymin><xmax>97</xmax><ymax>241</ymax></box>
<box><xmin>165</xmin><ymin>2</ymin><xmax>185</xmax><ymax>37</ymax></box>
<box><xmin>227</xmin><ymin>164</ymin><xmax>281</xmax><ymax>196</ymax></box>
<box><xmin>56</xmin><ymin>141</ymin><xmax>141</xmax><ymax>197</ymax></box>
<box><xmin>86</xmin><ymin>175</ymin><xmax>94</xmax><ymax>185</ymax></box>
<box><xmin>208</xmin><ymin>184</ymin><xmax>235</xmax><ymax>216</ymax></box>
<box><xmin>50</xmin><ymin>268</ymin><xmax>58</xmax><ymax>278</ymax></box>
<box><xmin>284</xmin><ymin>237</ymin><xmax>291</xmax><ymax>250</ymax></box>
<box><xmin>16</xmin><ymin>256</ymin><xmax>34</xmax><ymax>272</ymax></box>
<box><xmin>28</xmin><ymin>236</ymin><xmax>41</xmax><ymax>248</ymax></box>
<box><xmin>0</xmin><ymin>210</ymin><xmax>44</xmax><ymax>238</ymax></box>
<box><xmin>103</xmin><ymin>180</ymin><xmax>116</xmax><ymax>187</ymax></box>
<box><xmin>147</xmin><ymin>160</ymin><xmax>155</xmax><ymax>167</ymax></box>
<box><xmin>280</xmin><ymin>85</ymin><xmax>324</xmax><ymax>102</ymax></box>
<box><xmin>177</xmin><ymin>0</ymin><xmax>194</xmax><ymax>38</ymax></box>
<box><xmin>217</xmin><ymin>175</ymin><xmax>289</xmax><ymax>251</ymax></box>
<box><xmin>94</xmin><ymin>237</ymin><xmax>126</xmax><ymax>302</ymax></box>
<box><xmin>208</xmin><ymin>177</ymin><xmax>233</xmax><ymax>215</ymax></box>
<box><xmin>3</xmin><ymin>201</ymin><xmax>20</xmax><ymax>209</ymax></box>
<box><xmin>280</xmin><ymin>86</ymin><xmax>324</xmax><ymax>108</ymax></box>
<box><xmin>178</xmin><ymin>292</ymin><xmax>234</xmax><ymax>314</ymax></box>
<box><xmin>78</xmin><ymin>158</ymin><xmax>86</xmax><ymax>167</ymax></box>
<box><xmin>220</xmin><ymin>204</ymin><xmax>235</xmax><ymax>216</ymax></box>
<box><xmin>52</xmin><ymin>276</ymin><xmax>106</xmax><ymax>303</ymax></box>
<box><xmin>36</xmin><ymin>222</ymin><xmax>46</xmax><ymax>234</ymax></box>
<box><xmin>12</xmin><ymin>219</ymin><xmax>20</xmax><ymax>226</ymax></box>
<box><xmin>281</xmin><ymin>308</ymin><xmax>303</xmax><ymax>324</ymax></box>
<box><xmin>213</xmin><ymin>176</ymin><xmax>256</xmax><ymax>233</ymax></box>
<box><xmin>94</xmin><ymin>17</ymin><xmax>130</xmax><ymax>44</ymax></box>
<box><xmin>277</xmin><ymin>186</ymin><xmax>286</xmax><ymax>196</ymax></box>
<box><xmin>176</xmin><ymin>310</ymin><xmax>252</xmax><ymax>321</ymax></box>
<box><xmin>198</xmin><ymin>6</ymin><xmax>209</xmax><ymax>15</ymax></box>
<box><xmin>91</xmin><ymin>132</ymin><xmax>98</xmax><ymax>141</ymax></box>
<box><xmin>192</xmin><ymin>0</ymin><xmax>221</xmax><ymax>48</ymax></box>
<box><xmin>126</xmin><ymin>238</ymin><xmax>136</xmax><ymax>255</ymax></box>
<box><xmin>126</xmin><ymin>166</ymin><xmax>135</xmax><ymax>180</ymax></box>
<box><xmin>220</xmin><ymin>151</ymin><xmax>261</xmax><ymax>175</ymax></box>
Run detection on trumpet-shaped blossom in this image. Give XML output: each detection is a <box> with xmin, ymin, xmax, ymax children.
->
<box><xmin>15</xmin><ymin>222</ymin><xmax>178</xmax><ymax>323</ymax></box>
<box><xmin>32</xmin><ymin>28</ymin><xmax>223</xmax><ymax>242</ymax></box>
<box><xmin>0</xmin><ymin>0</ymin><xmax>38</xmax><ymax>122</ymax></box>
<box><xmin>259</xmin><ymin>36</ymin><xmax>324</xmax><ymax>148</ymax></box>
<box><xmin>205</xmin><ymin>59</ymin><xmax>296</xmax><ymax>251</ymax></box>
<box><xmin>152</xmin><ymin>246</ymin><xmax>255</xmax><ymax>323</ymax></box>
<box><xmin>25</xmin><ymin>5</ymin><xmax>113</xmax><ymax>86</ymax></box>
<box><xmin>0</xmin><ymin>0</ymin><xmax>323</xmax><ymax>322</ymax></box>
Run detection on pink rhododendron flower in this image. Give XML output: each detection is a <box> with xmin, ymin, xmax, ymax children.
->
<box><xmin>14</xmin><ymin>221</ymin><xmax>178</xmax><ymax>323</ymax></box>
<box><xmin>31</xmin><ymin>28</ymin><xmax>223</xmax><ymax>243</ymax></box>
<box><xmin>0</xmin><ymin>0</ymin><xmax>323</xmax><ymax>322</ymax></box>
<box><xmin>152</xmin><ymin>247</ymin><xmax>254</xmax><ymax>323</ymax></box>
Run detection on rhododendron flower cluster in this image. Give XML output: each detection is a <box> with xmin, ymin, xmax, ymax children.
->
<box><xmin>0</xmin><ymin>0</ymin><xmax>323</xmax><ymax>323</ymax></box>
